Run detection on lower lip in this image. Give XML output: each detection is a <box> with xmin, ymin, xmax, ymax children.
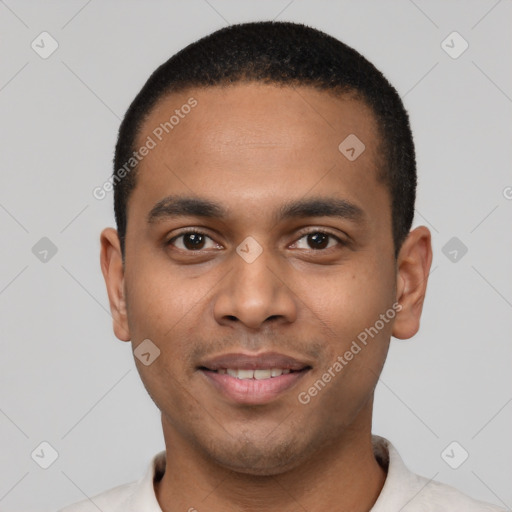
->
<box><xmin>200</xmin><ymin>369</ymin><xmax>309</xmax><ymax>405</ymax></box>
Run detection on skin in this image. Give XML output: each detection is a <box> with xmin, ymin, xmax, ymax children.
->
<box><xmin>100</xmin><ymin>83</ymin><xmax>432</xmax><ymax>512</ymax></box>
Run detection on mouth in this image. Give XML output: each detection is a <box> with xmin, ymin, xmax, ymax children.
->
<box><xmin>198</xmin><ymin>352</ymin><xmax>312</xmax><ymax>405</ymax></box>
<box><xmin>201</xmin><ymin>367</ymin><xmax>299</xmax><ymax>379</ymax></box>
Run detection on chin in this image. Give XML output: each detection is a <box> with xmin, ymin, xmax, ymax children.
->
<box><xmin>201</xmin><ymin>432</ymin><xmax>310</xmax><ymax>476</ymax></box>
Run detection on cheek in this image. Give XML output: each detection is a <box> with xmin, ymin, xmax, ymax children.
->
<box><xmin>304</xmin><ymin>262</ymin><xmax>394</xmax><ymax>331</ymax></box>
<box><xmin>299</xmin><ymin>264</ymin><xmax>394</xmax><ymax>414</ymax></box>
<box><xmin>126</xmin><ymin>259</ymin><xmax>206</xmax><ymax>339</ymax></box>
<box><xmin>125</xmin><ymin>267</ymin><xmax>200</xmax><ymax>409</ymax></box>
<box><xmin>125</xmin><ymin>258</ymin><xmax>220</xmax><ymax>386</ymax></box>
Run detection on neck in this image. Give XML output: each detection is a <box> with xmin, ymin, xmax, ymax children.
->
<box><xmin>154</xmin><ymin>404</ymin><xmax>386</xmax><ymax>512</ymax></box>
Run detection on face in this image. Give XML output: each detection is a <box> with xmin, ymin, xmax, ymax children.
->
<box><xmin>101</xmin><ymin>83</ymin><xmax>431</xmax><ymax>475</ymax></box>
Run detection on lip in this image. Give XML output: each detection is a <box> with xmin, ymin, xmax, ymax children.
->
<box><xmin>199</xmin><ymin>351</ymin><xmax>310</xmax><ymax>371</ymax></box>
<box><xmin>198</xmin><ymin>351</ymin><xmax>312</xmax><ymax>405</ymax></box>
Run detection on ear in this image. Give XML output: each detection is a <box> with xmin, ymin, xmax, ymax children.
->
<box><xmin>100</xmin><ymin>227</ymin><xmax>131</xmax><ymax>342</ymax></box>
<box><xmin>392</xmin><ymin>226</ymin><xmax>433</xmax><ymax>340</ymax></box>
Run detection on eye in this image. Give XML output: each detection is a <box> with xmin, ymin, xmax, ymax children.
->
<box><xmin>292</xmin><ymin>230</ymin><xmax>345</xmax><ymax>251</ymax></box>
<box><xmin>167</xmin><ymin>230</ymin><xmax>222</xmax><ymax>251</ymax></box>
<box><xmin>166</xmin><ymin>229</ymin><xmax>346</xmax><ymax>253</ymax></box>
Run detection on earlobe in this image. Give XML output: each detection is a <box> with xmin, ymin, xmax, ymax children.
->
<box><xmin>100</xmin><ymin>227</ymin><xmax>131</xmax><ymax>342</ymax></box>
<box><xmin>392</xmin><ymin>226</ymin><xmax>433</xmax><ymax>340</ymax></box>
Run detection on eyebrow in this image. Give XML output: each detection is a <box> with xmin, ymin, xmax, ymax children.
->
<box><xmin>147</xmin><ymin>195</ymin><xmax>366</xmax><ymax>226</ymax></box>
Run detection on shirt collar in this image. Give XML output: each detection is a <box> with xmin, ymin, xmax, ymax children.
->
<box><xmin>129</xmin><ymin>435</ymin><xmax>419</xmax><ymax>511</ymax></box>
<box><xmin>127</xmin><ymin>449</ymin><xmax>166</xmax><ymax>511</ymax></box>
<box><xmin>370</xmin><ymin>435</ymin><xmax>430</xmax><ymax>511</ymax></box>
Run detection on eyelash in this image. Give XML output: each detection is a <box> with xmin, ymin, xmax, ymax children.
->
<box><xmin>166</xmin><ymin>228</ymin><xmax>347</xmax><ymax>252</ymax></box>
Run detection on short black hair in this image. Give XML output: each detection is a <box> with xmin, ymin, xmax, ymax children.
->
<box><xmin>113</xmin><ymin>20</ymin><xmax>416</xmax><ymax>259</ymax></box>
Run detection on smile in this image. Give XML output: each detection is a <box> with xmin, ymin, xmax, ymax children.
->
<box><xmin>197</xmin><ymin>351</ymin><xmax>312</xmax><ymax>404</ymax></box>
<box><xmin>213</xmin><ymin>368</ymin><xmax>292</xmax><ymax>379</ymax></box>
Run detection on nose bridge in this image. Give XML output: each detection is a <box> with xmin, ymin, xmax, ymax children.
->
<box><xmin>213</xmin><ymin>237</ymin><xmax>297</xmax><ymax>329</ymax></box>
<box><xmin>234</xmin><ymin>244</ymin><xmax>278</xmax><ymax>300</ymax></box>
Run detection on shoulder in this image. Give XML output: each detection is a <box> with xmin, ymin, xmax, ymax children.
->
<box><xmin>56</xmin><ymin>481</ymin><xmax>138</xmax><ymax>512</ymax></box>
<box><xmin>56</xmin><ymin>450</ymin><xmax>165</xmax><ymax>512</ymax></box>
<box><xmin>371</xmin><ymin>436</ymin><xmax>506</xmax><ymax>512</ymax></box>
<box><xmin>409</xmin><ymin>476</ymin><xmax>506</xmax><ymax>511</ymax></box>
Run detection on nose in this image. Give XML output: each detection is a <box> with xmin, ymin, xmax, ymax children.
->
<box><xmin>213</xmin><ymin>243</ymin><xmax>298</xmax><ymax>331</ymax></box>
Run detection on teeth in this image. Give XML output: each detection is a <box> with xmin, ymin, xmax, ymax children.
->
<box><xmin>237</xmin><ymin>369</ymin><xmax>254</xmax><ymax>379</ymax></box>
<box><xmin>254</xmin><ymin>369</ymin><xmax>271</xmax><ymax>380</ymax></box>
<box><xmin>217</xmin><ymin>368</ymin><xmax>293</xmax><ymax>379</ymax></box>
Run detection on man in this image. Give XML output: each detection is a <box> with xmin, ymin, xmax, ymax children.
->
<box><xmin>59</xmin><ymin>21</ymin><xmax>504</xmax><ymax>512</ymax></box>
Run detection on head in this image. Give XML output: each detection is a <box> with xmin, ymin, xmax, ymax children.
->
<box><xmin>101</xmin><ymin>21</ymin><xmax>432</xmax><ymax>475</ymax></box>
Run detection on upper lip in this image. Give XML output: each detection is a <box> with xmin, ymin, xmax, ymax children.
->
<box><xmin>199</xmin><ymin>351</ymin><xmax>312</xmax><ymax>371</ymax></box>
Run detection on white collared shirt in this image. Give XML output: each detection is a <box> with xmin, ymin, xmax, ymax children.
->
<box><xmin>57</xmin><ymin>435</ymin><xmax>505</xmax><ymax>511</ymax></box>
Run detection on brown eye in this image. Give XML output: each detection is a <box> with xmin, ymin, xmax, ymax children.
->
<box><xmin>167</xmin><ymin>231</ymin><xmax>220</xmax><ymax>251</ymax></box>
<box><xmin>181</xmin><ymin>233</ymin><xmax>206</xmax><ymax>250</ymax></box>
<box><xmin>307</xmin><ymin>232</ymin><xmax>330</xmax><ymax>249</ymax></box>
<box><xmin>293</xmin><ymin>231</ymin><xmax>343</xmax><ymax>251</ymax></box>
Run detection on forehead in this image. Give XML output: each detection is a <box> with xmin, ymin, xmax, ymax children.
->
<box><xmin>140</xmin><ymin>83</ymin><xmax>380</xmax><ymax>161</ymax></box>
<box><xmin>129</xmin><ymin>83</ymin><xmax>389</xmax><ymax>234</ymax></box>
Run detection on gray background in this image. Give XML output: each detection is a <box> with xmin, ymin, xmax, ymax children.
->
<box><xmin>1</xmin><ymin>1</ymin><xmax>511</xmax><ymax>511</ymax></box>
